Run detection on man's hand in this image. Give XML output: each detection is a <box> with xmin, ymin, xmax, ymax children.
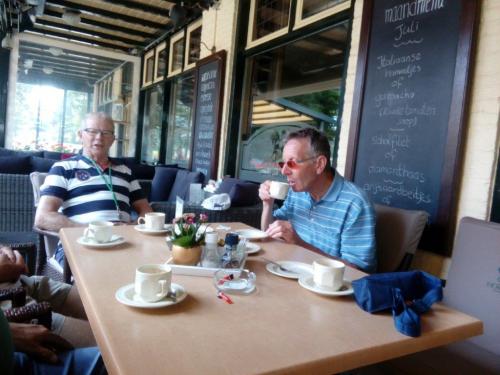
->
<box><xmin>0</xmin><ymin>246</ymin><xmax>27</xmax><ymax>282</ymax></box>
<box><xmin>266</xmin><ymin>220</ymin><xmax>301</xmax><ymax>244</ymax></box>
<box><xmin>10</xmin><ymin>323</ymin><xmax>73</xmax><ymax>363</ymax></box>
<box><xmin>258</xmin><ymin>181</ymin><xmax>274</xmax><ymax>204</ymax></box>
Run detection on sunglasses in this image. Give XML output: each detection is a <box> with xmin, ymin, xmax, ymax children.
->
<box><xmin>278</xmin><ymin>156</ymin><xmax>317</xmax><ymax>169</ymax></box>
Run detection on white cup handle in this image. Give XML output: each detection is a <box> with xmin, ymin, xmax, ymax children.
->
<box><xmin>138</xmin><ymin>217</ymin><xmax>146</xmax><ymax>225</ymax></box>
<box><xmin>83</xmin><ymin>228</ymin><xmax>94</xmax><ymax>239</ymax></box>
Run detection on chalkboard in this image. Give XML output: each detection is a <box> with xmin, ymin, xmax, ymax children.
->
<box><xmin>346</xmin><ymin>0</ymin><xmax>478</xmax><ymax>253</ymax></box>
<box><xmin>190</xmin><ymin>50</ymin><xmax>226</xmax><ymax>181</ymax></box>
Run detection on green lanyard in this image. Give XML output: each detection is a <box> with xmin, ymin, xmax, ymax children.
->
<box><xmin>86</xmin><ymin>157</ymin><xmax>121</xmax><ymax>215</ymax></box>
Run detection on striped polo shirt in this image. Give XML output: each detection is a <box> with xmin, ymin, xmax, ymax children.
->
<box><xmin>40</xmin><ymin>155</ymin><xmax>145</xmax><ymax>223</ymax></box>
<box><xmin>273</xmin><ymin>171</ymin><xmax>377</xmax><ymax>272</ymax></box>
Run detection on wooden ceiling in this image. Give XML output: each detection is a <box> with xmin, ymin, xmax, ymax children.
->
<box><xmin>5</xmin><ymin>0</ymin><xmax>211</xmax><ymax>53</ymax></box>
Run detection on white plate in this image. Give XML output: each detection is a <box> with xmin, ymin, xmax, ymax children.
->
<box><xmin>134</xmin><ymin>224</ymin><xmax>172</xmax><ymax>234</ymax></box>
<box><xmin>265</xmin><ymin>261</ymin><xmax>313</xmax><ymax>279</ymax></box>
<box><xmin>115</xmin><ymin>282</ymin><xmax>187</xmax><ymax>308</ymax></box>
<box><xmin>235</xmin><ymin>229</ymin><xmax>268</xmax><ymax>240</ymax></box>
<box><xmin>245</xmin><ymin>242</ymin><xmax>261</xmax><ymax>255</ymax></box>
<box><xmin>298</xmin><ymin>275</ymin><xmax>353</xmax><ymax>296</ymax></box>
<box><xmin>77</xmin><ymin>235</ymin><xmax>125</xmax><ymax>248</ymax></box>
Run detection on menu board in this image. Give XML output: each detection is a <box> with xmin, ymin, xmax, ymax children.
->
<box><xmin>346</xmin><ymin>0</ymin><xmax>477</xmax><ymax>252</ymax></box>
<box><xmin>190</xmin><ymin>50</ymin><xmax>226</xmax><ymax>181</ymax></box>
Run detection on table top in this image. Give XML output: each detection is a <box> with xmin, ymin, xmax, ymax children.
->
<box><xmin>60</xmin><ymin>223</ymin><xmax>482</xmax><ymax>375</ymax></box>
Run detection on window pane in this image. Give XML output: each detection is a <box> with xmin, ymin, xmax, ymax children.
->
<box><xmin>241</xmin><ymin>22</ymin><xmax>349</xmax><ymax>179</ymax></box>
<box><xmin>172</xmin><ymin>38</ymin><xmax>185</xmax><ymax>72</ymax></box>
<box><xmin>301</xmin><ymin>0</ymin><xmax>348</xmax><ymax>19</ymax></box>
<box><xmin>187</xmin><ymin>26</ymin><xmax>202</xmax><ymax>65</ymax></box>
<box><xmin>253</xmin><ymin>0</ymin><xmax>291</xmax><ymax>40</ymax></box>
<box><xmin>63</xmin><ymin>90</ymin><xmax>88</xmax><ymax>151</ymax></box>
<box><xmin>141</xmin><ymin>85</ymin><xmax>164</xmax><ymax>163</ymax></box>
<box><xmin>165</xmin><ymin>73</ymin><xmax>195</xmax><ymax>168</ymax></box>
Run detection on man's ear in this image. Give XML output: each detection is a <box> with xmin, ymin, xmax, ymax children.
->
<box><xmin>316</xmin><ymin>155</ymin><xmax>328</xmax><ymax>174</ymax></box>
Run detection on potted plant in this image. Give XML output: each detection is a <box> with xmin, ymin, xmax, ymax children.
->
<box><xmin>170</xmin><ymin>213</ymin><xmax>209</xmax><ymax>265</ymax></box>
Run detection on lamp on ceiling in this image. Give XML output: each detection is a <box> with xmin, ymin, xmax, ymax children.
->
<box><xmin>24</xmin><ymin>59</ymin><xmax>34</xmax><ymax>69</ymax></box>
<box><xmin>169</xmin><ymin>3</ymin><xmax>187</xmax><ymax>29</ymax></box>
<box><xmin>42</xmin><ymin>66</ymin><xmax>53</xmax><ymax>75</ymax></box>
<box><xmin>62</xmin><ymin>8</ymin><xmax>81</xmax><ymax>26</ymax></box>
<box><xmin>48</xmin><ymin>47</ymin><xmax>63</xmax><ymax>56</ymax></box>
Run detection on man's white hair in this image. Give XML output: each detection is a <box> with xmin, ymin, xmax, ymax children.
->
<box><xmin>81</xmin><ymin>112</ymin><xmax>114</xmax><ymax>129</ymax></box>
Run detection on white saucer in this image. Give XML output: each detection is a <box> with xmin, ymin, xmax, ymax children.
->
<box><xmin>77</xmin><ymin>235</ymin><xmax>125</xmax><ymax>248</ymax></box>
<box><xmin>245</xmin><ymin>242</ymin><xmax>261</xmax><ymax>255</ymax></box>
<box><xmin>265</xmin><ymin>261</ymin><xmax>313</xmax><ymax>279</ymax></box>
<box><xmin>298</xmin><ymin>275</ymin><xmax>353</xmax><ymax>296</ymax></box>
<box><xmin>115</xmin><ymin>282</ymin><xmax>187</xmax><ymax>308</ymax></box>
<box><xmin>235</xmin><ymin>229</ymin><xmax>268</xmax><ymax>240</ymax></box>
<box><xmin>134</xmin><ymin>224</ymin><xmax>172</xmax><ymax>234</ymax></box>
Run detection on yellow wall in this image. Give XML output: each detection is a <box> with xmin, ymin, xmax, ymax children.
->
<box><xmin>339</xmin><ymin>0</ymin><xmax>500</xmax><ymax>278</ymax></box>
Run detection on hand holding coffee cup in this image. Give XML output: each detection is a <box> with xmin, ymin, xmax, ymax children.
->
<box><xmin>269</xmin><ymin>181</ymin><xmax>289</xmax><ymax>200</ymax></box>
<box><xmin>313</xmin><ymin>259</ymin><xmax>345</xmax><ymax>291</ymax></box>
<box><xmin>134</xmin><ymin>264</ymin><xmax>172</xmax><ymax>302</ymax></box>
<box><xmin>83</xmin><ymin>221</ymin><xmax>114</xmax><ymax>243</ymax></box>
<box><xmin>138</xmin><ymin>212</ymin><xmax>166</xmax><ymax>230</ymax></box>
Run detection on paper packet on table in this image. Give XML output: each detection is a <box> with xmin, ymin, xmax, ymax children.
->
<box><xmin>201</xmin><ymin>193</ymin><xmax>231</xmax><ymax>210</ymax></box>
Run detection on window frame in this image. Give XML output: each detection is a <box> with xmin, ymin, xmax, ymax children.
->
<box><xmin>184</xmin><ymin>19</ymin><xmax>203</xmax><ymax>71</ymax></box>
<box><xmin>142</xmin><ymin>49</ymin><xmax>155</xmax><ymax>87</ymax></box>
<box><xmin>246</xmin><ymin>0</ymin><xmax>292</xmax><ymax>49</ymax></box>
<box><xmin>153</xmin><ymin>41</ymin><xmax>168</xmax><ymax>83</ymax></box>
<box><xmin>294</xmin><ymin>0</ymin><xmax>351</xmax><ymax>30</ymax></box>
<box><xmin>168</xmin><ymin>30</ymin><xmax>186</xmax><ymax>77</ymax></box>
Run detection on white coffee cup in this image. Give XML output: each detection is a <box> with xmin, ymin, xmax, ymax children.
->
<box><xmin>138</xmin><ymin>212</ymin><xmax>165</xmax><ymax>230</ymax></box>
<box><xmin>313</xmin><ymin>259</ymin><xmax>345</xmax><ymax>291</ymax></box>
<box><xmin>269</xmin><ymin>181</ymin><xmax>289</xmax><ymax>200</ymax></box>
<box><xmin>134</xmin><ymin>264</ymin><xmax>172</xmax><ymax>302</ymax></box>
<box><xmin>83</xmin><ymin>221</ymin><xmax>114</xmax><ymax>243</ymax></box>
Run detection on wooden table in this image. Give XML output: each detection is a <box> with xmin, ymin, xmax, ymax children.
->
<box><xmin>60</xmin><ymin>223</ymin><xmax>482</xmax><ymax>375</ymax></box>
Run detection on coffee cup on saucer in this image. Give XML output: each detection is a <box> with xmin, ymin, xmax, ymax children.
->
<box><xmin>138</xmin><ymin>212</ymin><xmax>165</xmax><ymax>231</ymax></box>
<box><xmin>313</xmin><ymin>259</ymin><xmax>345</xmax><ymax>291</ymax></box>
<box><xmin>83</xmin><ymin>221</ymin><xmax>114</xmax><ymax>243</ymax></box>
<box><xmin>134</xmin><ymin>264</ymin><xmax>172</xmax><ymax>302</ymax></box>
<box><xmin>269</xmin><ymin>181</ymin><xmax>289</xmax><ymax>200</ymax></box>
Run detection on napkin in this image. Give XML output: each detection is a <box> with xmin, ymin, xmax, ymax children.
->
<box><xmin>352</xmin><ymin>271</ymin><xmax>443</xmax><ymax>337</ymax></box>
<box><xmin>201</xmin><ymin>193</ymin><xmax>231</xmax><ymax>210</ymax></box>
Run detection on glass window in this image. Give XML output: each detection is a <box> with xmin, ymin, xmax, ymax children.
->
<box><xmin>248</xmin><ymin>0</ymin><xmax>291</xmax><ymax>47</ymax></box>
<box><xmin>142</xmin><ymin>49</ymin><xmax>155</xmax><ymax>87</ymax></box>
<box><xmin>165</xmin><ymin>73</ymin><xmax>195</xmax><ymax>168</ymax></box>
<box><xmin>141</xmin><ymin>85</ymin><xmax>164</xmax><ymax>163</ymax></box>
<box><xmin>294</xmin><ymin>1</ymin><xmax>350</xmax><ymax>29</ymax></box>
<box><xmin>239</xmin><ymin>21</ymin><xmax>349</xmax><ymax>180</ymax></box>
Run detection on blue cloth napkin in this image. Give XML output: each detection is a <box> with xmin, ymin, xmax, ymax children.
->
<box><xmin>352</xmin><ymin>271</ymin><xmax>443</xmax><ymax>337</ymax></box>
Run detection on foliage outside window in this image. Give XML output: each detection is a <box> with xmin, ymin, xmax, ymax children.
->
<box><xmin>165</xmin><ymin>73</ymin><xmax>195</xmax><ymax>168</ymax></box>
<box><xmin>185</xmin><ymin>20</ymin><xmax>202</xmax><ymax>70</ymax></box>
<box><xmin>169</xmin><ymin>31</ymin><xmax>185</xmax><ymax>77</ymax></box>
<box><xmin>154</xmin><ymin>42</ymin><xmax>167</xmax><ymax>83</ymax></box>
<box><xmin>10</xmin><ymin>83</ymin><xmax>89</xmax><ymax>152</ymax></box>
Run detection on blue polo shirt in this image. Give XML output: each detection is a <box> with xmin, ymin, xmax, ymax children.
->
<box><xmin>273</xmin><ymin>172</ymin><xmax>376</xmax><ymax>272</ymax></box>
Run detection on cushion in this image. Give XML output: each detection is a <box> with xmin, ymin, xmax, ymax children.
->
<box><xmin>168</xmin><ymin>170</ymin><xmax>205</xmax><ymax>202</ymax></box>
<box><xmin>229</xmin><ymin>182</ymin><xmax>260</xmax><ymax>207</ymax></box>
<box><xmin>150</xmin><ymin>167</ymin><xmax>179</xmax><ymax>201</ymax></box>
<box><xmin>30</xmin><ymin>156</ymin><xmax>56</xmax><ymax>173</ymax></box>
<box><xmin>43</xmin><ymin>151</ymin><xmax>64</xmax><ymax>160</ymax></box>
<box><xmin>0</xmin><ymin>156</ymin><xmax>32</xmax><ymax>174</ymax></box>
<box><xmin>126</xmin><ymin>162</ymin><xmax>156</xmax><ymax>180</ymax></box>
<box><xmin>216</xmin><ymin>178</ymin><xmax>241</xmax><ymax>195</ymax></box>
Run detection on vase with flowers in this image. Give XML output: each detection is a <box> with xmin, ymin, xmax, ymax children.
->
<box><xmin>170</xmin><ymin>213</ymin><xmax>209</xmax><ymax>265</ymax></box>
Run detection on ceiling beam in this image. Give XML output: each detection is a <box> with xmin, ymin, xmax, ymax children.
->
<box><xmin>42</xmin><ymin>8</ymin><xmax>156</xmax><ymax>38</ymax></box>
<box><xmin>20</xmin><ymin>51</ymin><xmax>115</xmax><ymax>73</ymax></box>
<box><xmin>27</xmin><ymin>28</ymin><xmax>132</xmax><ymax>52</ymax></box>
<box><xmin>98</xmin><ymin>0</ymin><xmax>170</xmax><ymax>17</ymax></box>
<box><xmin>35</xmin><ymin>18</ymin><xmax>144</xmax><ymax>45</ymax></box>
<box><xmin>19</xmin><ymin>56</ymin><xmax>110</xmax><ymax>76</ymax></box>
<box><xmin>45</xmin><ymin>0</ymin><xmax>166</xmax><ymax>29</ymax></box>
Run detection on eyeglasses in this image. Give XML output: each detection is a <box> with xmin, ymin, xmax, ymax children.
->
<box><xmin>278</xmin><ymin>156</ymin><xmax>317</xmax><ymax>169</ymax></box>
<box><xmin>83</xmin><ymin>128</ymin><xmax>115</xmax><ymax>137</ymax></box>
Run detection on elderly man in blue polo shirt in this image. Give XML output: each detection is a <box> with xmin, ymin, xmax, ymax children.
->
<box><xmin>259</xmin><ymin>128</ymin><xmax>376</xmax><ymax>273</ymax></box>
<box><xmin>35</xmin><ymin>112</ymin><xmax>153</xmax><ymax>271</ymax></box>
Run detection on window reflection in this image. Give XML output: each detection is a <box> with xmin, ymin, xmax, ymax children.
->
<box><xmin>301</xmin><ymin>0</ymin><xmax>348</xmax><ymax>19</ymax></box>
<box><xmin>141</xmin><ymin>85</ymin><xmax>164</xmax><ymax>163</ymax></box>
<box><xmin>165</xmin><ymin>73</ymin><xmax>195</xmax><ymax>168</ymax></box>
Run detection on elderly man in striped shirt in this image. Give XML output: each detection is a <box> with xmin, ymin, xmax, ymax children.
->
<box><xmin>35</xmin><ymin>112</ymin><xmax>153</xmax><ymax>272</ymax></box>
<box><xmin>259</xmin><ymin>128</ymin><xmax>376</xmax><ymax>273</ymax></box>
